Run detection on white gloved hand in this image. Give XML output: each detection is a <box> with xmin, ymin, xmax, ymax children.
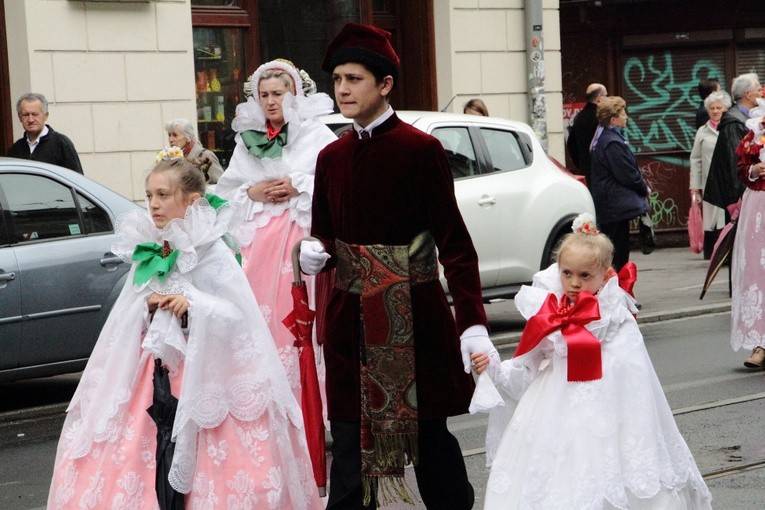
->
<box><xmin>460</xmin><ymin>324</ymin><xmax>499</xmax><ymax>374</ymax></box>
<box><xmin>299</xmin><ymin>240</ymin><xmax>330</xmax><ymax>275</ymax></box>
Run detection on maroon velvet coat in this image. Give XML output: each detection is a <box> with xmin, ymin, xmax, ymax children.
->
<box><xmin>311</xmin><ymin>113</ymin><xmax>488</xmax><ymax>420</ymax></box>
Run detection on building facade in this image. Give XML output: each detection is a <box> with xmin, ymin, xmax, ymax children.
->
<box><xmin>561</xmin><ymin>0</ymin><xmax>765</xmax><ymax>230</ymax></box>
<box><xmin>1</xmin><ymin>0</ymin><xmax>564</xmax><ymax>200</ymax></box>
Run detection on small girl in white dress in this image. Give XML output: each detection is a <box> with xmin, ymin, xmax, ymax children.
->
<box><xmin>470</xmin><ymin>213</ymin><xmax>712</xmax><ymax>509</ymax></box>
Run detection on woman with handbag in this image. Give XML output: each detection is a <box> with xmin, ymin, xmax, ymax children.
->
<box><xmin>690</xmin><ymin>90</ymin><xmax>732</xmax><ymax>258</ymax></box>
<box><xmin>589</xmin><ymin>96</ymin><xmax>651</xmax><ymax>272</ymax></box>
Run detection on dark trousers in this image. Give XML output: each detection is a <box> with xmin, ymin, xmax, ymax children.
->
<box><xmin>599</xmin><ymin>219</ymin><xmax>631</xmax><ymax>272</ymax></box>
<box><xmin>327</xmin><ymin>419</ymin><xmax>474</xmax><ymax>510</ymax></box>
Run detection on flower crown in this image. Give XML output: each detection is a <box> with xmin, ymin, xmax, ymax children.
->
<box><xmin>571</xmin><ymin>213</ymin><xmax>599</xmax><ymax>235</ymax></box>
<box><xmin>155</xmin><ymin>146</ymin><xmax>184</xmax><ymax>162</ymax></box>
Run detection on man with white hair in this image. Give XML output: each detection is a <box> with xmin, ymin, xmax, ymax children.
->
<box><xmin>704</xmin><ymin>73</ymin><xmax>762</xmax><ymax>210</ymax></box>
<box><xmin>8</xmin><ymin>92</ymin><xmax>83</xmax><ymax>173</ymax></box>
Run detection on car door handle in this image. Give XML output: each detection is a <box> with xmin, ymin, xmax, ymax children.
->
<box><xmin>0</xmin><ymin>271</ymin><xmax>16</xmax><ymax>282</ymax></box>
<box><xmin>478</xmin><ymin>196</ymin><xmax>497</xmax><ymax>206</ymax></box>
<box><xmin>100</xmin><ymin>253</ymin><xmax>124</xmax><ymax>269</ymax></box>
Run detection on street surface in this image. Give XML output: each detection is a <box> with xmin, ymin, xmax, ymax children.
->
<box><xmin>1</xmin><ymin>248</ymin><xmax>764</xmax><ymax>509</ymax></box>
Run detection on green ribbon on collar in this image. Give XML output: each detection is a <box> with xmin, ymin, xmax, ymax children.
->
<box><xmin>132</xmin><ymin>242</ymin><xmax>179</xmax><ymax>285</ymax></box>
<box><xmin>205</xmin><ymin>193</ymin><xmax>228</xmax><ymax>210</ymax></box>
<box><xmin>241</xmin><ymin>126</ymin><xmax>288</xmax><ymax>159</ymax></box>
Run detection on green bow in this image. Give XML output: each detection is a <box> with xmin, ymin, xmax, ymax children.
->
<box><xmin>241</xmin><ymin>126</ymin><xmax>288</xmax><ymax>159</ymax></box>
<box><xmin>132</xmin><ymin>242</ymin><xmax>179</xmax><ymax>285</ymax></box>
<box><xmin>205</xmin><ymin>193</ymin><xmax>228</xmax><ymax>210</ymax></box>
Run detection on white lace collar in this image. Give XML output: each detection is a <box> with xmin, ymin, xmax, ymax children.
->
<box><xmin>112</xmin><ymin>197</ymin><xmax>244</xmax><ymax>294</ymax></box>
<box><xmin>515</xmin><ymin>263</ymin><xmax>638</xmax><ymax>325</ymax></box>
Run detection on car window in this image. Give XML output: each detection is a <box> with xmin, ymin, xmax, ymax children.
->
<box><xmin>479</xmin><ymin>128</ymin><xmax>528</xmax><ymax>173</ymax></box>
<box><xmin>432</xmin><ymin>127</ymin><xmax>479</xmax><ymax>179</ymax></box>
<box><xmin>77</xmin><ymin>193</ymin><xmax>112</xmax><ymax>234</ymax></box>
<box><xmin>0</xmin><ymin>173</ymin><xmax>84</xmax><ymax>243</ymax></box>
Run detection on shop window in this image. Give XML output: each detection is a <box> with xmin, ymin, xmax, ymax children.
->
<box><xmin>193</xmin><ymin>27</ymin><xmax>246</xmax><ymax>169</ymax></box>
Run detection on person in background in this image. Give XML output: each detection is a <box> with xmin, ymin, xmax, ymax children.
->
<box><xmin>566</xmin><ymin>83</ymin><xmax>607</xmax><ymax>186</ymax></box>
<box><xmin>463</xmin><ymin>98</ymin><xmax>489</xmax><ymax>116</ymax></box>
<box><xmin>8</xmin><ymin>92</ymin><xmax>83</xmax><ymax>173</ymax></box>
<box><xmin>214</xmin><ymin>59</ymin><xmax>337</xmax><ymax>426</ymax></box>
<box><xmin>695</xmin><ymin>77</ymin><xmax>721</xmax><ymax>129</ymax></box>
<box><xmin>589</xmin><ymin>96</ymin><xmax>650</xmax><ymax>272</ymax></box>
<box><xmin>704</xmin><ymin>73</ymin><xmax>762</xmax><ymax>212</ymax></box>
<box><xmin>730</xmin><ymin>101</ymin><xmax>765</xmax><ymax>370</ymax></box>
<box><xmin>470</xmin><ymin>214</ymin><xmax>712</xmax><ymax>510</ymax></box>
<box><xmin>301</xmin><ymin>22</ymin><xmax>496</xmax><ymax>510</ymax></box>
<box><xmin>165</xmin><ymin>118</ymin><xmax>224</xmax><ymax>184</ymax></box>
<box><xmin>690</xmin><ymin>90</ymin><xmax>731</xmax><ymax>259</ymax></box>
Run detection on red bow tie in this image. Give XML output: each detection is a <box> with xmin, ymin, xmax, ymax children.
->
<box><xmin>515</xmin><ymin>292</ymin><xmax>602</xmax><ymax>381</ymax></box>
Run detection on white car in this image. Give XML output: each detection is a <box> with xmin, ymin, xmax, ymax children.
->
<box><xmin>320</xmin><ymin>111</ymin><xmax>595</xmax><ymax>300</ymax></box>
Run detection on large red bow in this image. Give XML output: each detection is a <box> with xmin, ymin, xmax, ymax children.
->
<box><xmin>515</xmin><ymin>292</ymin><xmax>602</xmax><ymax>381</ymax></box>
<box><xmin>617</xmin><ymin>262</ymin><xmax>637</xmax><ymax>298</ymax></box>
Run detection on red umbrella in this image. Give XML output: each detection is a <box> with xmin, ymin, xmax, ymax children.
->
<box><xmin>282</xmin><ymin>239</ymin><xmax>326</xmax><ymax>496</ymax></box>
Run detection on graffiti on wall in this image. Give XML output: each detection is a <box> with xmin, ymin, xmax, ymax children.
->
<box><xmin>622</xmin><ymin>52</ymin><xmax>724</xmax><ymax>154</ymax></box>
<box><xmin>637</xmin><ymin>156</ymin><xmax>691</xmax><ymax>229</ymax></box>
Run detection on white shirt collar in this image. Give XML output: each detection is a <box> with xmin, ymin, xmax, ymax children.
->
<box><xmin>27</xmin><ymin>125</ymin><xmax>49</xmax><ymax>154</ymax></box>
<box><xmin>353</xmin><ymin>105</ymin><xmax>394</xmax><ymax>138</ymax></box>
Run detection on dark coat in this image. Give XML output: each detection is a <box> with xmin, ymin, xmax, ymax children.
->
<box><xmin>7</xmin><ymin>125</ymin><xmax>83</xmax><ymax>174</ymax></box>
<box><xmin>311</xmin><ymin>113</ymin><xmax>486</xmax><ymax>420</ymax></box>
<box><xmin>589</xmin><ymin>127</ymin><xmax>649</xmax><ymax>225</ymax></box>
<box><xmin>566</xmin><ymin>101</ymin><xmax>599</xmax><ymax>184</ymax></box>
<box><xmin>704</xmin><ymin>108</ymin><xmax>748</xmax><ymax>208</ymax></box>
<box><xmin>695</xmin><ymin>102</ymin><xmax>710</xmax><ymax>130</ymax></box>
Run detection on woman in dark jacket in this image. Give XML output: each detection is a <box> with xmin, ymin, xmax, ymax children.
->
<box><xmin>590</xmin><ymin>96</ymin><xmax>650</xmax><ymax>271</ymax></box>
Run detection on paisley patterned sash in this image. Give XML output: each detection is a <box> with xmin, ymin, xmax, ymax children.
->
<box><xmin>334</xmin><ymin>230</ymin><xmax>438</xmax><ymax>506</ymax></box>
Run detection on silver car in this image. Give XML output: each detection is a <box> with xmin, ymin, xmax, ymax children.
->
<box><xmin>321</xmin><ymin>111</ymin><xmax>596</xmax><ymax>300</ymax></box>
<box><xmin>0</xmin><ymin>158</ymin><xmax>140</xmax><ymax>382</ymax></box>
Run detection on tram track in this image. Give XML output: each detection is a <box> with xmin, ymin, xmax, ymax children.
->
<box><xmin>456</xmin><ymin>390</ymin><xmax>765</xmax><ymax>482</ymax></box>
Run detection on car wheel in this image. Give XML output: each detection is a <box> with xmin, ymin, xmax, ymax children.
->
<box><xmin>540</xmin><ymin>218</ymin><xmax>577</xmax><ymax>269</ymax></box>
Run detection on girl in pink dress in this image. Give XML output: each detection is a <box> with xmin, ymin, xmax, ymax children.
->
<box><xmin>47</xmin><ymin>151</ymin><xmax>324</xmax><ymax>509</ymax></box>
<box><xmin>214</xmin><ymin>60</ymin><xmax>336</xmax><ymax>417</ymax></box>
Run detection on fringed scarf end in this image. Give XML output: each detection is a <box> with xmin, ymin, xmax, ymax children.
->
<box><xmin>374</xmin><ymin>431</ymin><xmax>419</xmax><ymax>468</ymax></box>
<box><xmin>362</xmin><ymin>474</ymin><xmax>418</xmax><ymax>507</ymax></box>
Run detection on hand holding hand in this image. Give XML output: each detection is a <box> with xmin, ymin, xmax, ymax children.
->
<box><xmin>299</xmin><ymin>240</ymin><xmax>330</xmax><ymax>275</ymax></box>
<box><xmin>460</xmin><ymin>325</ymin><xmax>498</xmax><ymax>374</ymax></box>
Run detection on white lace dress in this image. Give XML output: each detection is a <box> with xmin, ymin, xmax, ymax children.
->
<box><xmin>47</xmin><ymin>199</ymin><xmax>323</xmax><ymax>509</ymax></box>
<box><xmin>473</xmin><ymin>265</ymin><xmax>712</xmax><ymax>510</ymax></box>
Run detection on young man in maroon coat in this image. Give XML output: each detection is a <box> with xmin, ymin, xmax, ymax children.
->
<box><xmin>299</xmin><ymin>22</ymin><xmax>498</xmax><ymax>510</ymax></box>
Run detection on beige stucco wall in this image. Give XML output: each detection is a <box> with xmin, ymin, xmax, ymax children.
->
<box><xmin>434</xmin><ymin>0</ymin><xmax>564</xmax><ymax>162</ymax></box>
<box><xmin>4</xmin><ymin>0</ymin><xmax>197</xmax><ymax>200</ymax></box>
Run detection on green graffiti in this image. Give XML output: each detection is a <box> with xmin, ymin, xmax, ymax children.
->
<box><xmin>637</xmin><ymin>158</ymin><xmax>683</xmax><ymax>228</ymax></box>
<box><xmin>622</xmin><ymin>52</ymin><xmax>724</xmax><ymax>153</ymax></box>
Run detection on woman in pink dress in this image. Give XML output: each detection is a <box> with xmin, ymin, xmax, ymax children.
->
<box><xmin>214</xmin><ymin>60</ymin><xmax>336</xmax><ymax>410</ymax></box>
<box><xmin>731</xmin><ymin>100</ymin><xmax>765</xmax><ymax>370</ymax></box>
<box><xmin>48</xmin><ymin>152</ymin><xmax>324</xmax><ymax>509</ymax></box>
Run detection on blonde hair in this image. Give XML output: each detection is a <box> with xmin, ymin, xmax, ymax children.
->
<box><xmin>596</xmin><ymin>96</ymin><xmax>627</xmax><ymax>127</ymax></box>
<box><xmin>259</xmin><ymin>66</ymin><xmax>297</xmax><ymax>95</ymax></box>
<box><xmin>555</xmin><ymin>231</ymin><xmax>614</xmax><ymax>271</ymax></box>
<box><xmin>146</xmin><ymin>157</ymin><xmax>207</xmax><ymax>197</ymax></box>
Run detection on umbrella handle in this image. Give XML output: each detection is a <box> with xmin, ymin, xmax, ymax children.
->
<box><xmin>292</xmin><ymin>236</ymin><xmax>322</xmax><ymax>283</ymax></box>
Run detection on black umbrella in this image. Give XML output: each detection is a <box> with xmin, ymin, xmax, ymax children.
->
<box><xmin>146</xmin><ymin>358</ymin><xmax>185</xmax><ymax>509</ymax></box>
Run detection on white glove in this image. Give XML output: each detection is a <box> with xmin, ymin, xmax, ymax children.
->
<box><xmin>460</xmin><ymin>324</ymin><xmax>499</xmax><ymax>374</ymax></box>
<box><xmin>299</xmin><ymin>240</ymin><xmax>330</xmax><ymax>275</ymax></box>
